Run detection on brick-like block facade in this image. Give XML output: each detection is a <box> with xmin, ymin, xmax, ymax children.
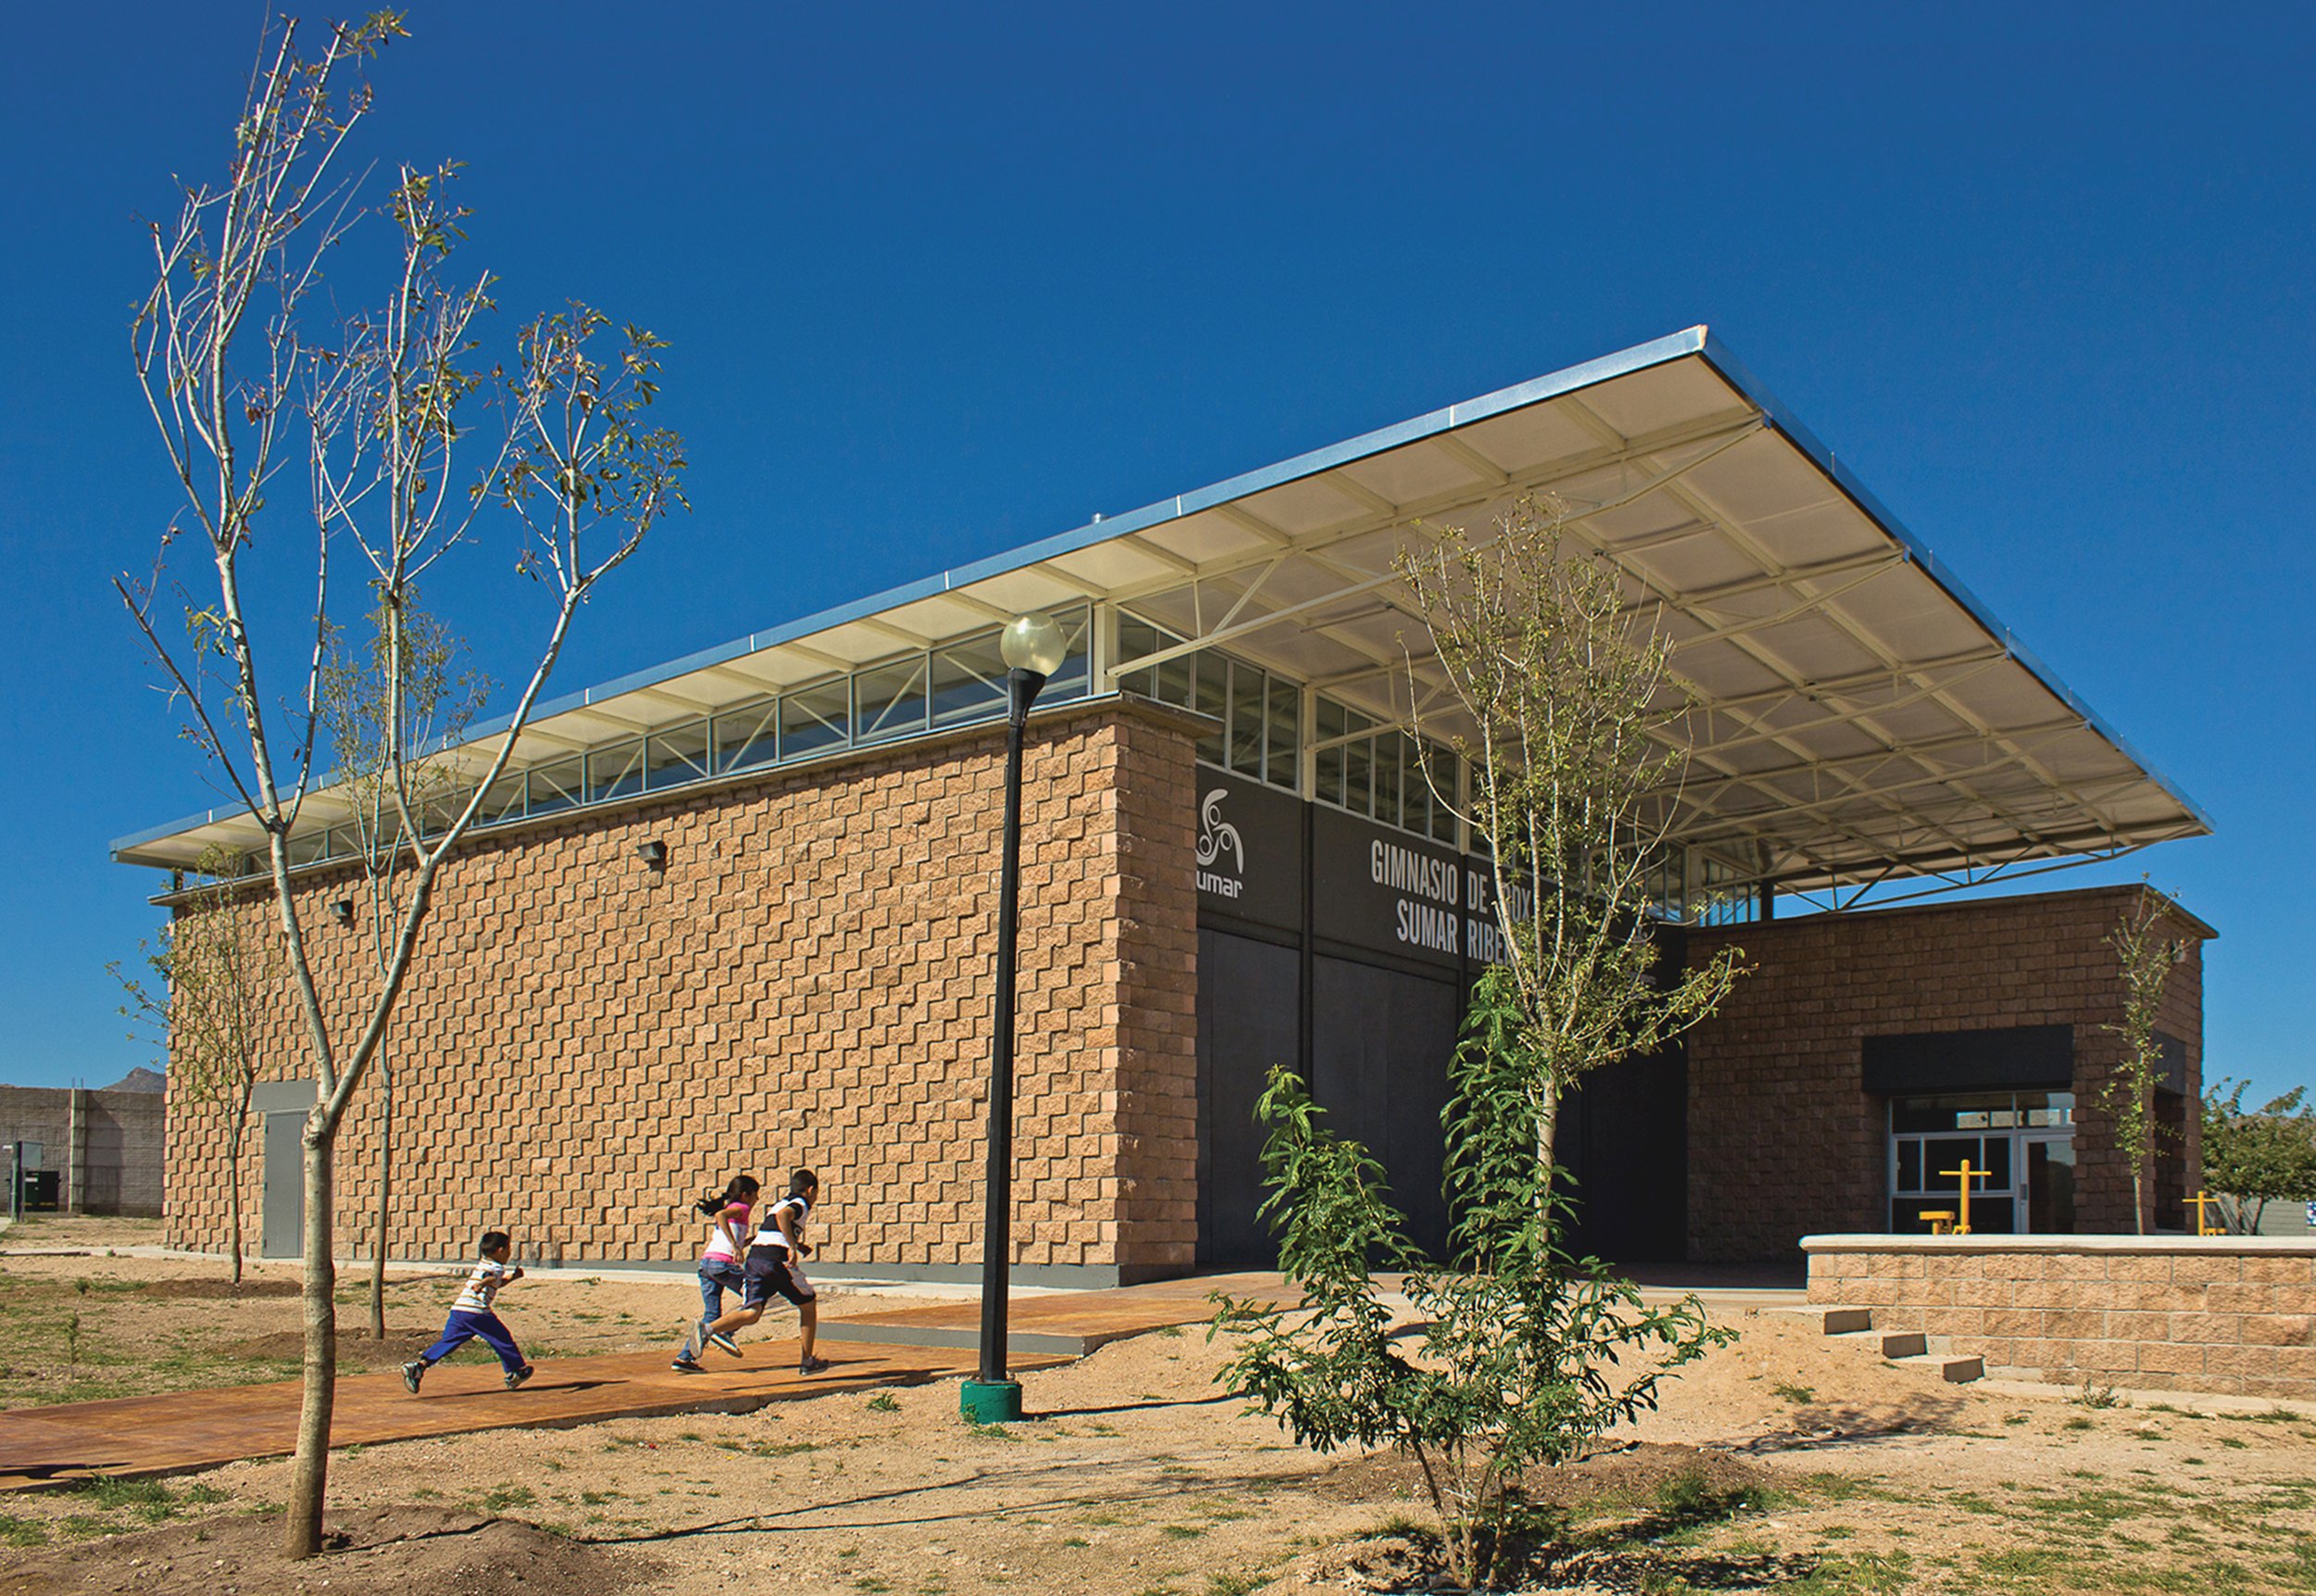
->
<box><xmin>164</xmin><ymin>700</ymin><xmax>1201</xmax><ymax>1286</ymax></box>
<box><xmin>1685</xmin><ymin>887</ymin><xmax>2209</xmax><ymax>1263</ymax></box>
<box><xmin>1808</xmin><ymin>1236</ymin><xmax>2316</xmax><ymax>1400</ymax></box>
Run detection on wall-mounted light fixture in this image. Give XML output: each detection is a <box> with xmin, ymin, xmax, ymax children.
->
<box><xmin>636</xmin><ymin>839</ymin><xmax>668</xmax><ymax>869</ymax></box>
<box><xmin>330</xmin><ymin>900</ymin><xmax>355</xmax><ymax>926</ymax></box>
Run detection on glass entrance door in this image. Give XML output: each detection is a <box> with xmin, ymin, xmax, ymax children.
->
<box><xmin>1889</xmin><ymin>1091</ymin><xmax>2075</xmax><ymax>1234</ymax></box>
<box><xmin>2022</xmin><ymin>1132</ymin><xmax>2077</xmax><ymax>1234</ymax></box>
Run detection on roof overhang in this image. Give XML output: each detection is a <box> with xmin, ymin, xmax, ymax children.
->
<box><xmin>114</xmin><ymin>326</ymin><xmax>2209</xmax><ymax>891</ymax></box>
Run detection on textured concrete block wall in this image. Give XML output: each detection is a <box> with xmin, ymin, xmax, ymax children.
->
<box><xmin>163</xmin><ymin>701</ymin><xmax>1201</xmax><ymax>1282</ymax></box>
<box><xmin>1809</xmin><ymin>1238</ymin><xmax>2316</xmax><ymax>1400</ymax></box>
<box><xmin>1684</xmin><ymin>887</ymin><xmax>2207</xmax><ymax>1263</ymax></box>
<box><xmin>0</xmin><ymin>1086</ymin><xmax>163</xmax><ymax>1216</ymax></box>
<box><xmin>75</xmin><ymin>1090</ymin><xmax>164</xmax><ymax>1216</ymax></box>
<box><xmin>0</xmin><ymin>1087</ymin><xmax>74</xmax><ymax>1191</ymax></box>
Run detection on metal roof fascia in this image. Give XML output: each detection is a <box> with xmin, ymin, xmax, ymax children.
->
<box><xmin>1693</xmin><ymin>330</ymin><xmax>2212</xmax><ymax>834</ymax></box>
<box><xmin>115</xmin><ymin>330</ymin><xmax>1723</xmax><ymax>861</ymax></box>
<box><xmin>492</xmin><ymin>326</ymin><xmax>1722</xmax><ymax>724</ymax></box>
<box><xmin>113</xmin><ymin>324</ymin><xmax>2208</xmax><ymax>853</ymax></box>
<box><xmin>111</xmin><ymin>805</ymin><xmax>251</xmax><ymax>861</ymax></box>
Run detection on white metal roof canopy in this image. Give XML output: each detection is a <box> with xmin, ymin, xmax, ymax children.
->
<box><xmin>113</xmin><ymin>327</ymin><xmax>2209</xmax><ymax>896</ymax></box>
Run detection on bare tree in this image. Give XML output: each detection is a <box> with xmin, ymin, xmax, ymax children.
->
<box><xmin>119</xmin><ymin>16</ymin><xmax>686</xmax><ymax>1558</ymax></box>
<box><xmin>2105</xmin><ymin>883</ymin><xmax>2185</xmax><ymax>1235</ymax></box>
<box><xmin>321</xmin><ymin>588</ymin><xmax>488</xmax><ymax>1338</ymax></box>
<box><xmin>113</xmin><ymin>846</ymin><xmax>277</xmax><ymax>1285</ymax></box>
<box><xmin>1397</xmin><ymin>495</ymin><xmax>1745</xmax><ymax>1180</ymax></box>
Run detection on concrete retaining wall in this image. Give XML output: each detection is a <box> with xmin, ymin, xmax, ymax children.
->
<box><xmin>0</xmin><ymin>1086</ymin><xmax>164</xmax><ymax>1216</ymax></box>
<box><xmin>1806</xmin><ymin>1233</ymin><xmax>2316</xmax><ymax>1400</ymax></box>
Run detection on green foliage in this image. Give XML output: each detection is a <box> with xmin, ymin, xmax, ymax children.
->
<box><xmin>1395</xmin><ymin>498</ymin><xmax>1746</xmax><ymax>1174</ymax></box>
<box><xmin>496</xmin><ymin>307</ymin><xmax>690</xmax><ymax>578</ymax></box>
<box><xmin>2203</xmin><ymin>1078</ymin><xmax>2316</xmax><ymax>1232</ymax></box>
<box><xmin>109</xmin><ymin>845</ymin><xmax>275</xmax><ymax>1133</ymax></box>
<box><xmin>1214</xmin><ymin>1072</ymin><xmax>1413</xmax><ymax>1461</ymax></box>
<box><xmin>70</xmin><ymin>1476</ymin><xmax>224</xmax><ymax>1526</ymax></box>
<box><xmin>321</xmin><ymin>583</ymin><xmax>491</xmax><ymax>891</ymax></box>
<box><xmin>2102</xmin><ymin>883</ymin><xmax>2186</xmax><ymax>1233</ymax></box>
<box><xmin>1215</xmin><ymin>1051</ymin><xmax>1733</xmax><ymax>1592</ymax></box>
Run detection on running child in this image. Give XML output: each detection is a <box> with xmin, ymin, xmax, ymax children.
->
<box><xmin>672</xmin><ymin>1174</ymin><xmax>760</xmax><ymax>1373</ymax></box>
<box><xmin>701</xmin><ymin>1168</ymin><xmax>829</xmax><ymax>1376</ymax></box>
<box><xmin>402</xmin><ymin>1230</ymin><xmax>533</xmax><ymax>1393</ymax></box>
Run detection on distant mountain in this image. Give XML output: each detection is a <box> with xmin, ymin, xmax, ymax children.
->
<box><xmin>107</xmin><ymin>1067</ymin><xmax>166</xmax><ymax>1094</ymax></box>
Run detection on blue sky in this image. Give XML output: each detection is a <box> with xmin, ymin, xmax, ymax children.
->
<box><xmin>1</xmin><ymin>4</ymin><xmax>2309</xmax><ymax>1098</ymax></box>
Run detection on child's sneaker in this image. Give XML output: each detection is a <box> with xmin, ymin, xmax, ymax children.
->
<box><xmin>798</xmin><ymin>1355</ymin><xmax>831</xmax><ymax>1376</ymax></box>
<box><xmin>671</xmin><ymin>1356</ymin><xmax>704</xmax><ymax>1374</ymax></box>
<box><xmin>505</xmin><ymin>1364</ymin><xmax>535</xmax><ymax>1390</ymax></box>
<box><xmin>401</xmin><ymin>1360</ymin><xmax>425</xmax><ymax>1394</ymax></box>
<box><xmin>706</xmin><ymin>1331</ymin><xmax>742</xmax><ymax>1356</ymax></box>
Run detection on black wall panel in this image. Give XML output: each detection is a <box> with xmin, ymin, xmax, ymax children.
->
<box><xmin>1861</xmin><ymin>1024</ymin><xmax>2073</xmax><ymax>1095</ymax></box>
<box><xmin>1555</xmin><ymin>1048</ymin><xmax>1689</xmax><ymax>1262</ymax></box>
<box><xmin>1196</xmin><ymin>928</ymin><xmax>1302</xmax><ymax>1265</ymax></box>
<box><xmin>1190</xmin><ymin>771</ymin><xmax>1681</xmax><ymax>1267</ymax></box>
<box><xmin>1312</xmin><ymin>955</ymin><xmax>1460</xmax><ymax>1258</ymax></box>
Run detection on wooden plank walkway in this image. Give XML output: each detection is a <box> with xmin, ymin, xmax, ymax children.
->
<box><xmin>0</xmin><ymin>1338</ymin><xmax>1064</xmax><ymax>1492</ymax></box>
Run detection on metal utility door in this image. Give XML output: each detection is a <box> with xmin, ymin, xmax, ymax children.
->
<box><xmin>261</xmin><ymin>1112</ymin><xmax>305</xmax><ymax>1259</ymax></box>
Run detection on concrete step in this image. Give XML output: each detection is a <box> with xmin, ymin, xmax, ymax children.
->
<box><xmin>1772</xmin><ymin>1304</ymin><xmax>1872</xmax><ymax>1335</ymax></box>
<box><xmin>1894</xmin><ymin>1351</ymin><xmax>1984</xmax><ymax>1383</ymax></box>
<box><xmin>1830</xmin><ymin>1327</ymin><xmax>1928</xmax><ymax>1359</ymax></box>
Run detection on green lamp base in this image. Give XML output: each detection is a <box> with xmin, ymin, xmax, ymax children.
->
<box><xmin>960</xmin><ymin>1378</ymin><xmax>1023</xmax><ymax>1424</ymax></box>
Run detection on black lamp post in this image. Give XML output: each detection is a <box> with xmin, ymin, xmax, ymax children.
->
<box><xmin>960</xmin><ymin>610</ymin><xmax>1067</xmax><ymax>1425</ymax></box>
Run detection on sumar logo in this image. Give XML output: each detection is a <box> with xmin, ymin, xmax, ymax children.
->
<box><xmin>1196</xmin><ymin>787</ymin><xmax>1245</xmax><ymax>899</ymax></box>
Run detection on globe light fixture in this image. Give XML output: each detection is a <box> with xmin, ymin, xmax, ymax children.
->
<box><xmin>999</xmin><ymin>609</ymin><xmax>1067</xmax><ymax>678</ymax></box>
<box><xmin>963</xmin><ymin>611</ymin><xmax>1069</xmax><ymax>1425</ymax></box>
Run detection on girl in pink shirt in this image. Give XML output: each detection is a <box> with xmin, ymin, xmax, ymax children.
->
<box><xmin>672</xmin><ymin>1174</ymin><xmax>758</xmax><ymax>1372</ymax></box>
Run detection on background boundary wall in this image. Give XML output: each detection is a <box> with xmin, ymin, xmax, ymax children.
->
<box><xmin>0</xmin><ymin>1086</ymin><xmax>163</xmax><ymax>1217</ymax></box>
<box><xmin>1806</xmin><ymin>1234</ymin><xmax>2316</xmax><ymax>1400</ymax></box>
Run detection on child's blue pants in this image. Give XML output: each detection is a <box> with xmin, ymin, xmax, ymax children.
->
<box><xmin>421</xmin><ymin>1309</ymin><xmax>525</xmax><ymax>1374</ymax></box>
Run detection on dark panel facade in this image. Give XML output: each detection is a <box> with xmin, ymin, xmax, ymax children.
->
<box><xmin>1195</xmin><ymin>927</ymin><xmax>1301</xmax><ymax>1265</ymax></box>
<box><xmin>1194</xmin><ymin>771</ymin><xmax>1476</xmax><ymax>1266</ymax></box>
<box><xmin>1861</xmin><ymin>1024</ymin><xmax>2075</xmax><ymax>1095</ymax></box>
<box><xmin>1557</xmin><ymin>1048</ymin><xmax>1690</xmax><ymax>1262</ymax></box>
<box><xmin>1312</xmin><ymin>955</ymin><xmax>1460</xmax><ymax>1258</ymax></box>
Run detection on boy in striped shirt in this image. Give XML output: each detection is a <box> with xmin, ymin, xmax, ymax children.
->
<box><xmin>402</xmin><ymin>1230</ymin><xmax>535</xmax><ymax>1393</ymax></box>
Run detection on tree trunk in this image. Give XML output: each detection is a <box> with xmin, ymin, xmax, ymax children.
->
<box><xmin>283</xmin><ymin>1120</ymin><xmax>337</xmax><ymax>1560</ymax></box>
<box><xmin>226</xmin><ymin>1131</ymin><xmax>245</xmax><ymax>1287</ymax></box>
<box><xmin>1536</xmin><ymin>1080</ymin><xmax>1563</xmax><ymax>1194</ymax></box>
<box><xmin>369</xmin><ymin>1054</ymin><xmax>391</xmax><ymax>1339</ymax></box>
<box><xmin>2134</xmin><ymin>1088</ymin><xmax>2151</xmax><ymax>1236</ymax></box>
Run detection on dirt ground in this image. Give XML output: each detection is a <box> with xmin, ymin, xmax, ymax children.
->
<box><xmin>0</xmin><ymin>1216</ymin><xmax>950</xmax><ymax>1409</ymax></box>
<box><xmin>5</xmin><ymin>1220</ymin><xmax>2316</xmax><ymax>1593</ymax></box>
